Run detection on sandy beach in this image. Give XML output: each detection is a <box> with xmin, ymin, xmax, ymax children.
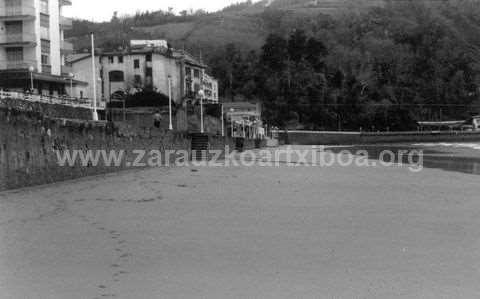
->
<box><xmin>1</xmin><ymin>146</ymin><xmax>480</xmax><ymax>298</ymax></box>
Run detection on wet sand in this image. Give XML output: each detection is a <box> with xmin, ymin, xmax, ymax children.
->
<box><xmin>328</xmin><ymin>143</ymin><xmax>480</xmax><ymax>176</ymax></box>
<box><xmin>1</xmin><ymin>147</ymin><xmax>480</xmax><ymax>298</ymax></box>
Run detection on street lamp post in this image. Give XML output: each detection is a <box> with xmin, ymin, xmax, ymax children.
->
<box><xmin>68</xmin><ymin>72</ymin><xmax>74</xmax><ymax>98</ymax></box>
<box><xmin>168</xmin><ymin>75</ymin><xmax>173</xmax><ymax>130</ymax></box>
<box><xmin>28</xmin><ymin>66</ymin><xmax>34</xmax><ymax>93</ymax></box>
<box><xmin>230</xmin><ymin>108</ymin><xmax>235</xmax><ymax>137</ymax></box>
<box><xmin>198</xmin><ymin>89</ymin><xmax>205</xmax><ymax>134</ymax></box>
<box><xmin>90</xmin><ymin>32</ymin><xmax>98</xmax><ymax>121</ymax></box>
<box><xmin>221</xmin><ymin>104</ymin><xmax>225</xmax><ymax>137</ymax></box>
<box><xmin>242</xmin><ymin>120</ymin><xmax>246</xmax><ymax>138</ymax></box>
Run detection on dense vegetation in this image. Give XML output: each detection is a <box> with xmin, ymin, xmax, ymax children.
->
<box><xmin>68</xmin><ymin>0</ymin><xmax>480</xmax><ymax>130</ymax></box>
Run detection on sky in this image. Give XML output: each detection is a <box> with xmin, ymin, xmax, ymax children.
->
<box><xmin>63</xmin><ymin>0</ymin><xmax>258</xmax><ymax>22</ymax></box>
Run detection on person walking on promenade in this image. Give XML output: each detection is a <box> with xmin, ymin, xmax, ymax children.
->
<box><xmin>153</xmin><ymin>110</ymin><xmax>162</xmax><ymax>128</ymax></box>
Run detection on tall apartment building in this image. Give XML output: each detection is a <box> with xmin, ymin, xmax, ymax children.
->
<box><xmin>0</xmin><ymin>0</ymin><xmax>76</xmax><ymax>95</ymax></box>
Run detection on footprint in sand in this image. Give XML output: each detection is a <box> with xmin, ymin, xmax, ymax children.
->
<box><xmin>96</xmin><ymin>198</ymin><xmax>115</xmax><ymax>202</ymax></box>
<box><xmin>113</xmin><ymin>270</ymin><xmax>128</xmax><ymax>280</ymax></box>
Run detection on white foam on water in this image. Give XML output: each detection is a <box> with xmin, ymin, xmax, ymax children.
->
<box><xmin>413</xmin><ymin>142</ymin><xmax>480</xmax><ymax>150</ymax></box>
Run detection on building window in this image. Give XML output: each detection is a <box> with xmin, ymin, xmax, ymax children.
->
<box><xmin>194</xmin><ymin>69</ymin><xmax>200</xmax><ymax>78</ymax></box>
<box><xmin>118</xmin><ymin>56</ymin><xmax>123</xmax><ymax>63</ymax></box>
<box><xmin>41</xmin><ymin>39</ymin><xmax>50</xmax><ymax>52</ymax></box>
<box><xmin>41</xmin><ymin>54</ymin><xmax>50</xmax><ymax>65</ymax></box>
<box><xmin>146</xmin><ymin>67</ymin><xmax>152</xmax><ymax>77</ymax></box>
<box><xmin>146</xmin><ymin>54</ymin><xmax>152</xmax><ymax>62</ymax></box>
<box><xmin>40</xmin><ymin>14</ymin><xmax>50</xmax><ymax>28</ymax></box>
<box><xmin>41</xmin><ymin>39</ymin><xmax>50</xmax><ymax>67</ymax></box>
<box><xmin>134</xmin><ymin>59</ymin><xmax>140</xmax><ymax>69</ymax></box>
<box><xmin>185</xmin><ymin>67</ymin><xmax>191</xmax><ymax>76</ymax></box>
<box><xmin>109</xmin><ymin>71</ymin><xmax>125</xmax><ymax>82</ymax></box>
<box><xmin>108</xmin><ymin>56</ymin><xmax>114</xmax><ymax>64</ymax></box>
<box><xmin>134</xmin><ymin>75</ymin><xmax>142</xmax><ymax>86</ymax></box>
<box><xmin>5</xmin><ymin>21</ymin><xmax>22</xmax><ymax>36</ymax></box>
<box><xmin>41</xmin><ymin>40</ymin><xmax>50</xmax><ymax>64</ymax></box>
<box><xmin>5</xmin><ymin>0</ymin><xmax>18</xmax><ymax>10</ymax></box>
<box><xmin>40</xmin><ymin>0</ymin><xmax>49</xmax><ymax>14</ymax></box>
<box><xmin>6</xmin><ymin>47</ymin><xmax>23</xmax><ymax>62</ymax></box>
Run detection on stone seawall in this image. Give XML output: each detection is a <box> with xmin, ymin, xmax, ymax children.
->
<box><xmin>0</xmin><ymin>97</ymin><xmax>93</xmax><ymax>120</ymax></box>
<box><xmin>0</xmin><ymin>107</ymin><xmax>191</xmax><ymax>191</ymax></box>
<box><xmin>0</xmin><ymin>106</ymin><xmax>267</xmax><ymax>191</ymax></box>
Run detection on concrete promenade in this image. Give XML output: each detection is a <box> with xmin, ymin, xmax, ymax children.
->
<box><xmin>1</xmin><ymin>146</ymin><xmax>479</xmax><ymax>298</ymax></box>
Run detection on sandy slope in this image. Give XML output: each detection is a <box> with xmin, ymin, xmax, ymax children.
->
<box><xmin>0</xmin><ymin>147</ymin><xmax>479</xmax><ymax>298</ymax></box>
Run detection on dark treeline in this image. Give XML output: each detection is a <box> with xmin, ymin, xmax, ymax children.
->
<box><xmin>68</xmin><ymin>0</ymin><xmax>480</xmax><ymax>130</ymax></box>
<box><xmin>209</xmin><ymin>1</ymin><xmax>480</xmax><ymax>130</ymax></box>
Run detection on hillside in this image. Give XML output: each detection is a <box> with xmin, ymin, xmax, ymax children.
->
<box><xmin>66</xmin><ymin>0</ymin><xmax>387</xmax><ymax>54</ymax></box>
<box><xmin>65</xmin><ymin>0</ymin><xmax>480</xmax><ymax>130</ymax></box>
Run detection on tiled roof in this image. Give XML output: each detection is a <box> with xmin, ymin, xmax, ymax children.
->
<box><xmin>66</xmin><ymin>46</ymin><xmax>207</xmax><ymax>68</ymax></box>
<box><xmin>65</xmin><ymin>53</ymin><xmax>91</xmax><ymax>64</ymax></box>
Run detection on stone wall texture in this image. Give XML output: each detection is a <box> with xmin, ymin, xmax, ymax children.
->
<box><xmin>0</xmin><ymin>99</ymin><xmax>266</xmax><ymax>191</ymax></box>
<box><xmin>0</xmin><ymin>97</ymin><xmax>93</xmax><ymax>120</ymax></box>
<box><xmin>0</xmin><ymin>107</ymin><xmax>191</xmax><ymax>191</ymax></box>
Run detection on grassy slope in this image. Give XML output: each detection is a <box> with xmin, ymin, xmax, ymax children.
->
<box><xmin>67</xmin><ymin>0</ymin><xmax>387</xmax><ymax>53</ymax></box>
<box><xmin>133</xmin><ymin>13</ymin><xmax>268</xmax><ymax>51</ymax></box>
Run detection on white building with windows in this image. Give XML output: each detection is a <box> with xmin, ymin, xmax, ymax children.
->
<box><xmin>202</xmin><ymin>73</ymin><xmax>219</xmax><ymax>103</ymax></box>
<box><xmin>0</xmin><ymin>0</ymin><xmax>78</xmax><ymax>95</ymax></box>
<box><xmin>67</xmin><ymin>41</ymin><xmax>219</xmax><ymax>108</ymax></box>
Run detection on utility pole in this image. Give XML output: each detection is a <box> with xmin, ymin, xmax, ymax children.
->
<box><xmin>168</xmin><ymin>75</ymin><xmax>173</xmax><ymax>130</ymax></box>
<box><xmin>90</xmin><ymin>32</ymin><xmax>98</xmax><ymax>121</ymax></box>
<box><xmin>221</xmin><ymin>104</ymin><xmax>225</xmax><ymax>137</ymax></box>
<box><xmin>199</xmin><ymin>89</ymin><xmax>205</xmax><ymax>134</ymax></box>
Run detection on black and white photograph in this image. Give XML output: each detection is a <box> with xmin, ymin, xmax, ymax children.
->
<box><xmin>1</xmin><ymin>0</ymin><xmax>480</xmax><ymax>298</ymax></box>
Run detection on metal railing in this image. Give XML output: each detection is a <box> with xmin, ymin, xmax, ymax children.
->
<box><xmin>41</xmin><ymin>64</ymin><xmax>52</xmax><ymax>74</ymax></box>
<box><xmin>0</xmin><ymin>33</ymin><xmax>36</xmax><ymax>44</ymax></box>
<box><xmin>0</xmin><ymin>3</ymin><xmax>36</xmax><ymax>18</ymax></box>
<box><xmin>59</xmin><ymin>0</ymin><xmax>72</xmax><ymax>6</ymax></box>
<box><xmin>0</xmin><ymin>90</ymin><xmax>94</xmax><ymax>110</ymax></box>
<box><xmin>0</xmin><ymin>59</ymin><xmax>37</xmax><ymax>70</ymax></box>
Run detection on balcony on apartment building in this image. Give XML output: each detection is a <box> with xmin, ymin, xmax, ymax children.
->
<box><xmin>60</xmin><ymin>16</ymin><xmax>73</xmax><ymax>30</ymax></box>
<box><xmin>0</xmin><ymin>33</ymin><xmax>37</xmax><ymax>47</ymax></box>
<box><xmin>42</xmin><ymin>64</ymin><xmax>52</xmax><ymax>74</ymax></box>
<box><xmin>0</xmin><ymin>59</ymin><xmax>37</xmax><ymax>70</ymax></box>
<box><xmin>59</xmin><ymin>0</ymin><xmax>72</xmax><ymax>6</ymax></box>
<box><xmin>0</xmin><ymin>0</ymin><xmax>36</xmax><ymax>21</ymax></box>
<box><xmin>61</xmin><ymin>40</ymin><xmax>74</xmax><ymax>54</ymax></box>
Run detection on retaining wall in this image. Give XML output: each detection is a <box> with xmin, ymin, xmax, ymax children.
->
<box><xmin>0</xmin><ymin>97</ymin><xmax>93</xmax><ymax>120</ymax></box>
<box><xmin>0</xmin><ymin>107</ymin><xmax>266</xmax><ymax>191</ymax></box>
<box><xmin>0</xmin><ymin>107</ymin><xmax>190</xmax><ymax>191</ymax></box>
